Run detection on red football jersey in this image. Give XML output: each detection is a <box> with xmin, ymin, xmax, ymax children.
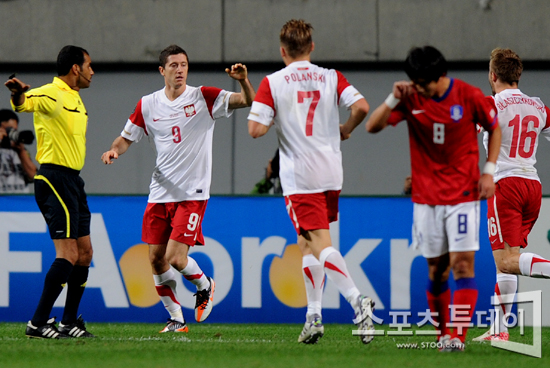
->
<box><xmin>388</xmin><ymin>78</ymin><xmax>498</xmax><ymax>205</ymax></box>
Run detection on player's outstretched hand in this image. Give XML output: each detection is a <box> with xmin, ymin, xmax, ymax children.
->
<box><xmin>225</xmin><ymin>63</ymin><xmax>248</xmax><ymax>81</ymax></box>
<box><xmin>101</xmin><ymin>150</ymin><xmax>119</xmax><ymax>165</ymax></box>
<box><xmin>4</xmin><ymin>77</ymin><xmax>30</xmax><ymax>95</ymax></box>
<box><xmin>478</xmin><ymin>174</ymin><xmax>495</xmax><ymax>199</ymax></box>
<box><xmin>392</xmin><ymin>81</ymin><xmax>415</xmax><ymax>99</ymax></box>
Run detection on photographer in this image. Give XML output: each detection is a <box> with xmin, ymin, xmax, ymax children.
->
<box><xmin>250</xmin><ymin>149</ymin><xmax>282</xmax><ymax>195</ymax></box>
<box><xmin>0</xmin><ymin>109</ymin><xmax>36</xmax><ymax>193</ymax></box>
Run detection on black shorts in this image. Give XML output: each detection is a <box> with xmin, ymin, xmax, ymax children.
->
<box><xmin>34</xmin><ymin>164</ymin><xmax>91</xmax><ymax>239</ymax></box>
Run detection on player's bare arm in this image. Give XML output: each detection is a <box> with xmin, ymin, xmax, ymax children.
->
<box><xmin>4</xmin><ymin>77</ymin><xmax>30</xmax><ymax>106</ymax></box>
<box><xmin>478</xmin><ymin>124</ymin><xmax>502</xmax><ymax>199</ymax></box>
<box><xmin>365</xmin><ymin>103</ymin><xmax>392</xmax><ymax>133</ymax></box>
<box><xmin>226</xmin><ymin>63</ymin><xmax>256</xmax><ymax>109</ymax></box>
<box><xmin>340</xmin><ymin>98</ymin><xmax>369</xmax><ymax>140</ymax></box>
<box><xmin>366</xmin><ymin>80</ymin><xmax>414</xmax><ymax>133</ymax></box>
<box><xmin>248</xmin><ymin>120</ymin><xmax>270</xmax><ymax>138</ymax></box>
<box><xmin>101</xmin><ymin>136</ymin><xmax>133</xmax><ymax>164</ymax></box>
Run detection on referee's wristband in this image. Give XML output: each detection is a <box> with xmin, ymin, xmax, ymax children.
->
<box><xmin>483</xmin><ymin>162</ymin><xmax>496</xmax><ymax>176</ymax></box>
<box><xmin>384</xmin><ymin>93</ymin><xmax>400</xmax><ymax>109</ymax></box>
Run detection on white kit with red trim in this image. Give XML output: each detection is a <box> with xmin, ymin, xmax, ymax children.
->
<box><xmin>122</xmin><ymin>85</ymin><xmax>234</xmax><ymax>202</ymax></box>
<box><xmin>248</xmin><ymin>60</ymin><xmax>364</xmax><ymax>195</ymax></box>
<box><xmin>484</xmin><ymin>89</ymin><xmax>550</xmax><ymax>183</ymax></box>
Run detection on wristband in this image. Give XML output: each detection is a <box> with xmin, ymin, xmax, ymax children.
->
<box><xmin>384</xmin><ymin>93</ymin><xmax>400</xmax><ymax>109</ymax></box>
<box><xmin>483</xmin><ymin>162</ymin><xmax>496</xmax><ymax>176</ymax></box>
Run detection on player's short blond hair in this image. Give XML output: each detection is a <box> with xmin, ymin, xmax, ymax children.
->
<box><xmin>490</xmin><ymin>48</ymin><xmax>523</xmax><ymax>85</ymax></box>
<box><xmin>279</xmin><ymin>19</ymin><xmax>313</xmax><ymax>58</ymax></box>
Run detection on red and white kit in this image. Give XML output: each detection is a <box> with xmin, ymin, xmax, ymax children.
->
<box><xmin>248</xmin><ymin>61</ymin><xmax>363</xmax><ymax>231</ymax></box>
<box><xmin>248</xmin><ymin>60</ymin><xmax>364</xmax><ymax>197</ymax></box>
<box><xmin>388</xmin><ymin>78</ymin><xmax>498</xmax><ymax>206</ymax></box>
<box><xmin>122</xmin><ymin>85</ymin><xmax>234</xmax><ymax>203</ymax></box>
<box><xmin>484</xmin><ymin>89</ymin><xmax>550</xmax><ymax>249</ymax></box>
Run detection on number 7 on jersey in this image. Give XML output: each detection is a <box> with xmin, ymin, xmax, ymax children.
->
<box><xmin>297</xmin><ymin>90</ymin><xmax>321</xmax><ymax>136</ymax></box>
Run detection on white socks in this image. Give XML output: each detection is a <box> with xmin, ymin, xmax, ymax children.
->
<box><xmin>495</xmin><ymin>273</ymin><xmax>517</xmax><ymax>333</ymax></box>
<box><xmin>319</xmin><ymin>247</ymin><xmax>361</xmax><ymax>308</ymax></box>
<box><xmin>302</xmin><ymin>254</ymin><xmax>324</xmax><ymax>317</ymax></box>
<box><xmin>180</xmin><ymin>256</ymin><xmax>210</xmax><ymax>290</ymax></box>
<box><xmin>153</xmin><ymin>268</ymin><xmax>183</xmax><ymax>323</ymax></box>
<box><xmin>519</xmin><ymin>252</ymin><xmax>550</xmax><ymax>278</ymax></box>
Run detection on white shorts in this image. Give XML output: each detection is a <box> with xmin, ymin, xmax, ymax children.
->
<box><xmin>412</xmin><ymin>201</ymin><xmax>480</xmax><ymax>258</ymax></box>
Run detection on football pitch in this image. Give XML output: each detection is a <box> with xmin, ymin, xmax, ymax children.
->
<box><xmin>0</xmin><ymin>323</ymin><xmax>548</xmax><ymax>368</ymax></box>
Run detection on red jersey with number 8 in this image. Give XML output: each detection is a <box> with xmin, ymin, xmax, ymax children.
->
<box><xmin>248</xmin><ymin>60</ymin><xmax>364</xmax><ymax>196</ymax></box>
<box><xmin>388</xmin><ymin>78</ymin><xmax>498</xmax><ymax>205</ymax></box>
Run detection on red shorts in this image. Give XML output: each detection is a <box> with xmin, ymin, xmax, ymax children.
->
<box><xmin>487</xmin><ymin>177</ymin><xmax>541</xmax><ymax>250</ymax></box>
<box><xmin>285</xmin><ymin>190</ymin><xmax>340</xmax><ymax>235</ymax></box>
<box><xmin>142</xmin><ymin>200</ymin><xmax>207</xmax><ymax>246</ymax></box>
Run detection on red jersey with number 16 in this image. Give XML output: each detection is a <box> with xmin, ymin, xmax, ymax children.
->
<box><xmin>388</xmin><ymin>78</ymin><xmax>498</xmax><ymax>205</ymax></box>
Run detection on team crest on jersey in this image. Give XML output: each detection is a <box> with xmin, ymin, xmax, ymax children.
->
<box><xmin>450</xmin><ymin>105</ymin><xmax>463</xmax><ymax>122</ymax></box>
<box><xmin>184</xmin><ymin>104</ymin><xmax>196</xmax><ymax>117</ymax></box>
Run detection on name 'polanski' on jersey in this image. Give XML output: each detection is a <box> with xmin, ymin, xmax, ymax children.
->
<box><xmin>284</xmin><ymin>71</ymin><xmax>326</xmax><ymax>84</ymax></box>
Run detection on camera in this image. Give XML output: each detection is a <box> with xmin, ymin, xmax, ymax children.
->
<box><xmin>0</xmin><ymin>127</ymin><xmax>35</xmax><ymax>148</ymax></box>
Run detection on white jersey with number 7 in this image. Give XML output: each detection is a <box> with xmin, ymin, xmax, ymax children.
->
<box><xmin>248</xmin><ymin>60</ymin><xmax>364</xmax><ymax>196</ymax></box>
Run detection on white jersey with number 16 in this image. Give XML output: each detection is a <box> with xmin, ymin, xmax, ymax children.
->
<box><xmin>484</xmin><ymin>89</ymin><xmax>550</xmax><ymax>183</ymax></box>
<box><xmin>248</xmin><ymin>60</ymin><xmax>363</xmax><ymax>195</ymax></box>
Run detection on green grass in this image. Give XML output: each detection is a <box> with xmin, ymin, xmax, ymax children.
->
<box><xmin>0</xmin><ymin>323</ymin><xmax>548</xmax><ymax>368</ymax></box>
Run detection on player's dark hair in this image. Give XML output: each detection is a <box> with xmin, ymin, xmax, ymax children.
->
<box><xmin>57</xmin><ymin>45</ymin><xmax>88</xmax><ymax>76</ymax></box>
<box><xmin>159</xmin><ymin>45</ymin><xmax>189</xmax><ymax>67</ymax></box>
<box><xmin>280</xmin><ymin>19</ymin><xmax>313</xmax><ymax>58</ymax></box>
<box><xmin>490</xmin><ymin>48</ymin><xmax>522</xmax><ymax>85</ymax></box>
<box><xmin>0</xmin><ymin>109</ymin><xmax>19</xmax><ymax>124</ymax></box>
<box><xmin>404</xmin><ymin>46</ymin><xmax>447</xmax><ymax>83</ymax></box>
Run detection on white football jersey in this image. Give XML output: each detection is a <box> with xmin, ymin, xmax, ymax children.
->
<box><xmin>483</xmin><ymin>89</ymin><xmax>550</xmax><ymax>183</ymax></box>
<box><xmin>248</xmin><ymin>60</ymin><xmax>364</xmax><ymax>195</ymax></box>
<box><xmin>121</xmin><ymin>85</ymin><xmax>233</xmax><ymax>202</ymax></box>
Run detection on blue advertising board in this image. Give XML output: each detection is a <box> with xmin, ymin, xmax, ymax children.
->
<box><xmin>0</xmin><ymin>195</ymin><xmax>497</xmax><ymax>326</ymax></box>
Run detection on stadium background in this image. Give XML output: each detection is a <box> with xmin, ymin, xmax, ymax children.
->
<box><xmin>0</xmin><ymin>0</ymin><xmax>549</xmax><ymax>326</ymax></box>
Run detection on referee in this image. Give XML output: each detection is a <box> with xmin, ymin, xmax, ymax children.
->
<box><xmin>5</xmin><ymin>45</ymin><xmax>95</xmax><ymax>339</ymax></box>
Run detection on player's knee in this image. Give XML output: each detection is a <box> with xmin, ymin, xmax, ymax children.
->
<box><xmin>495</xmin><ymin>256</ymin><xmax>514</xmax><ymax>274</ymax></box>
<box><xmin>149</xmin><ymin>251</ymin><xmax>165</xmax><ymax>268</ymax></box>
<box><xmin>79</xmin><ymin>247</ymin><xmax>93</xmax><ymax>265</ymax></box>
<box><xmin>451</xmin><ymin>259</ymin><xmax>474</xmax><ymax>277</ymax></box>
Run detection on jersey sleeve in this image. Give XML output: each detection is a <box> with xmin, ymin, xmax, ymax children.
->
<box><xmin>477</xmin><ymin>96</ymin><xmax>497</xmax><ymax>133</ymax></box>
<box><xmin>335</xmin><ymin>71</ymin><xmax>364</xmax><ymax>108</ymax></box>
<box><xmin>247</xmin><ymin>77</ymin><xmax>275</xmax><ymax>126</ymax></box>
<box><xmin>12</xmin><ymin>85</ymin><xmax>57</xmax><ymax>114</ymax></box>
<box><xmin>387</xmin><ymin>102</ymin><xmax>407</xmax><ymax>126</ymax></box>
<box><xmin>472</xmin><ymin>89</ymin><xmax>498</xmax><ymax>132</ymax></box>
<box><xmin>200</xmin><ymin>86</ymin><xmax>234</xmax><ymax>120</ymax></box>
<box><xmin>121</xmin><ymin>99</ymin><xmax>146</xmax><ymax>142</ymax></box>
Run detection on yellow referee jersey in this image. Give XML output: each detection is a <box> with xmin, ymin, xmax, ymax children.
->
<box><xmin>12</xmin><ymin>77</ymin><xmax>88</xmax><ymax>171</ymax></box>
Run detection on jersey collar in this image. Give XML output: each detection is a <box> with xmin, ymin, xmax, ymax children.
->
<box><xmin>52</xmin><ymin>77</ymin><xmax>79</xmax><ymax>94</ymax></box>
<box><xmin>288</xmin><ymin>60</ymin><xmax>312</xmax><ymax>68</ymax></box>
<box><xmin>432</xmin><ymin>78</ymin><xmax>454</xmax><ymax>102</ymax></box>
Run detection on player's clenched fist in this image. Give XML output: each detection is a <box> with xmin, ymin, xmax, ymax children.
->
<box><xmin>392</xmin><ymin>81</ymin><xmax>415</xmax><ymax>99</ymax></box>
<box><xmin>225</xmin><ymin>63</ymin><xmax>248</xmax><ymax>80</ymax></box>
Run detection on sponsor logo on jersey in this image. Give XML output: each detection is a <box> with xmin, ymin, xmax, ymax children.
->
<box><xmin>184</xmin><ymin>104</ymin><xmax>196</xmax><ymax>117</ymax></box>
<box><xmin>450</xmin><ymin>105</ymin><xmax>463</xmax><ymax>122</ymax></box>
